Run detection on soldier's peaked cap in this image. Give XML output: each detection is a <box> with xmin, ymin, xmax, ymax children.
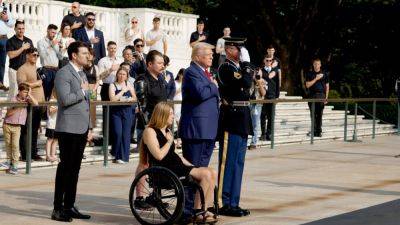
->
<box><xmin>223</xmin><ymin>37</ymin><xmax>246</xmax><ymax>47</ymax></box>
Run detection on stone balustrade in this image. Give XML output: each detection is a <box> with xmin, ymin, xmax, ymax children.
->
<box><xmin>2</xmin><ymin>0</ymin><xmax>198</xmax><ymax>86</ymax></box>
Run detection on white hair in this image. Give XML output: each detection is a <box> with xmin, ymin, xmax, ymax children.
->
<box><xmin>191</xmin><ymin>42</ymin><xmax>215</xmax><ymax>61</ymax></box>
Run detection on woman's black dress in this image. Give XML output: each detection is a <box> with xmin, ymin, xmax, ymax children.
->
<box><xmin>145</xmin><ymin>128</ymin><xmax>194</xmax><ymax>177</ymax></box>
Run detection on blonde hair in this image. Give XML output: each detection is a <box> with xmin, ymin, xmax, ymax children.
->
<box><xmin>191</xmin><ymin>42</ymin><xmax>215</xmax><ymax>61</ymax></box>
<box><xmin>139</xmin><ymin>102</ymin><xmax>173</xmax><ymax>165</ymax></box>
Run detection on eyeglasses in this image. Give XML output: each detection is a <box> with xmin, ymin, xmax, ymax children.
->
<box><xmin>87</xmin><ymin>18</ymin><xmax>96</xmax><ymax>21</ymax></box>
<box><xmin>135</xmin><ymin>44</ymin><xmax>144</xmax><ymax>48</ymax></box>
<box><xmin>131</xmin><ymin>21</ymin><xmax>138</xmax><ymax>24</ymax></box>
<box><xmin>265</xmin><ymin>59</ymin><xmax>273</xmax><ymax>62</ymax></box>
<box><xmin>31</xmin><ymin>54</ymin><xmax>39</xmax><ymax>57</ymax></box>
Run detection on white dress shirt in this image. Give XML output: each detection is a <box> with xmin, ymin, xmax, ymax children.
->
<box><xmin>97</xmin><ymin>56</ymin><xmax>123</xmax><ymax>84</ymax></box>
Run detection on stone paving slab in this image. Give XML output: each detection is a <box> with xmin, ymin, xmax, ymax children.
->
<box><xmin>1</xmin><ymin>135</ymin><xmax>400</xmax><ymax>225</ymax></box>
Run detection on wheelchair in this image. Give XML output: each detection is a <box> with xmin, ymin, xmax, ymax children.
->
<box><xmin>129</xmin><ymin>166</ymin><xmax>219</xmax><ymax>225</ymax></box>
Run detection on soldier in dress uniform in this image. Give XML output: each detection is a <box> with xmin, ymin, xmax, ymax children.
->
<box><xmin>216</xmin><ymin>37</ymin><xmax>253</xmax><ymax>217</ymax></box>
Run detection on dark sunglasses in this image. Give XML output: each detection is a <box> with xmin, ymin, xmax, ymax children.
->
<box><xmin>265</xmin><ymin>59</ymin><xmax>273</xmax><ymax>62</ymax></box>
<box><xmin>87</xmin><ymin>18</ymin><xmax>96</xmax><ymax>21</ymax></box>
<box><xmin>31</xmin><ymin>53</ymin><xmax>39</xmax><ymax>57</ymax></box>
<box><xmin>135</xmin><ymin>44</ymin><xmax>144</xmax><ymax>48</ymax></box>
<box><xmin>131</xmin><ymin>21</ymin><xmax>138</xmax><ymax>24</ymax></box>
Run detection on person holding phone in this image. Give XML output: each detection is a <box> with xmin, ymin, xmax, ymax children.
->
<box><xmin>0</xmin><ymin>1</ymin><xmax>15</xmax><ymax>91</ymax></box>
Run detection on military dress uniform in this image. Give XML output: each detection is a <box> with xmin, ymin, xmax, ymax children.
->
<box><xmin>217</xmin><ymin>37</ymin><xmax>253</xmax><ymax>217</ymax></box>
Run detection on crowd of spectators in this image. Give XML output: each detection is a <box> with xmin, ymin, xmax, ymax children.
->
<box><xmin>0</xmin><ymin>1</ymin><xmax>330</xmax><ymax>177</ymax></box>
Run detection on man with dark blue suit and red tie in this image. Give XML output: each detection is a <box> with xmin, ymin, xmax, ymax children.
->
<box><xmin>179</xmin><ymin>42</ymin><xmax>220</xmax><ymax>222</ymax></box>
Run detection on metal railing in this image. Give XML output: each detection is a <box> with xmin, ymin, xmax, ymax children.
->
<box><xmin>0</xmin><ymin>98</ymin><xmax>398</xmax><ymax>174</ymax></box>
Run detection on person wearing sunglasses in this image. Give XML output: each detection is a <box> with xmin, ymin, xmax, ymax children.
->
<box><xmin>131</xmin><ymin>38</ymin><xmax>147</xmax><ymax>76</ymax></box>
<box><xmin>259</xmin><ymin>56</ymin><xmax>279</xmax><ymax>141</ymax></box>
<box><xmin>124</xmin><ymin>17</ymin><xmax>144</xmax><ymax>46</ymax></box>
<box><xmin>73</xmin><ymin>12</ymin><xmax>106</xmax><ymax>64</ymax></box>
<box><xmin>16</xmin><ymin>47</ymin><xmax>46</xmax><ymax>161</ymax></box>
<box><xmin>60</xmin><ymin>2</ymin><xmax>85</xmax><ymax>34</ymax></box>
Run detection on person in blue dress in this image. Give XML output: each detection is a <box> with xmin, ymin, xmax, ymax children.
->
<box><xmin>109</xmin><ymin>67</ymin><xmax>137</xmax><ymax>163</ymax></box>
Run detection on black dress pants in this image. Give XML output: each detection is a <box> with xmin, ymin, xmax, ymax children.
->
<box><xmin>20</xmin><ymin>107</ymin><xmax>43</xmax><ymax>159</ymax></box>
<box><xmin>308</xmin><ymin>93</ymin><xmax>325</xmax><ymax>134</ymax></box>
<box><xmin>260</xmin><ymin>103</ymin><xmax>274</xmax><ymax>137</ymax></box>
<box><xmin>53</xmin><ymin>130</ymin><xmax>88</xmax><ymax>210</ymax></box>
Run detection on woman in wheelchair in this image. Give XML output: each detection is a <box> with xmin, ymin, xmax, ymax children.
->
<box><xmin>139</xmin><ymin>102</ymin><xmax>218</xmax><ymax>222</ymax></box>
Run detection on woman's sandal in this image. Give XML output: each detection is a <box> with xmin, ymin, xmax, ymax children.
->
<box><xmin>194</xmin><ymin>210</ymin><xmax>219</xmax><ymax>223</ymax></box>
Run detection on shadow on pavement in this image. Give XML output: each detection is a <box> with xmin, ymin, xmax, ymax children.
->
<box><xmin>1</xmin><ymin>189</ymin><xmax>140</xmax><ymax>225</ymax></box>
<box><xmin>303</xmin><ymin>199</ymin><xmax>400</xmax><ymax>225</ymax></box>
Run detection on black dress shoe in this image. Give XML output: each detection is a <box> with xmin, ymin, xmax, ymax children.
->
<box><xmin>51</xmin><ymin>209</ymin><xmax>72</xmax><ymax>222</ymax></box>
<box><xmin>219</xmin><ymin>205</ymin><xmax>244</xmax><ymax>217</ymax></box>
<box><xmin>259</xmin><ymin>135</ymin><xmax>267</xmax><ymax>141</ymax></box>
<box><xmin>64</xmin><ymin>206</ymin><xmax>91</xmax><ymax>219</ymax></box>
<box><xmin>234</xmin><ymin>206</ymin><xmax>250</xmax><ymax>216</ymax></box>
<box><xmin>32</xmin><ymin>155</ymin><xmax>44</xmax><ymax>161</ymax></box>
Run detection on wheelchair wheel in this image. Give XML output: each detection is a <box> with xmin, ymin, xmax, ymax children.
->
<box><xmin>129</xmin><ymin>166</ymin><xmax>184</xmax><ymax>225</ymax></box>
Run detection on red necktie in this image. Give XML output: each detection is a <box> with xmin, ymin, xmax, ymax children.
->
<box><xmin>205</xmin><ymin>69</ymin><xmax>212</xmax><ymax>80</ymax></box>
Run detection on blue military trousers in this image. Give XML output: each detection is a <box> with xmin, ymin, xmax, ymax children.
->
<box><xmin>218</xmin><ymin>131</ymin><xmax>247</xmax><ymax>207</ymax></box>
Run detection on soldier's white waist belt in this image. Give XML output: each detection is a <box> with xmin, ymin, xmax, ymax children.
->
<box><xmin>231</xmin><ymin>101</ymin><xmax>250</xmax><ymax>107</ymax></box>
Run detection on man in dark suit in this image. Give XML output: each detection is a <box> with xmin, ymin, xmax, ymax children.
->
<box><xmin>52</xmin><ymin>41</ymin><xmax>92</xmax><ymax>222</ymax></box>
<box><xmin>132</xmin><ymin>38</ymin><xmax>147</xmax><ymax>76</ymax></box>
<box><xmin>179</xmin><ymin>42</ymin><xmax>220</xmax><ymax>221</ymax></box>
<box><xmin>73</xmin><ymin>12</ymin><xmax>106</xmax><ymax>64</ymax></box>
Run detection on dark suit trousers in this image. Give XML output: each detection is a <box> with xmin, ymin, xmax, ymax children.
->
<box><xmin>182</xmin><ymin>138</ymin><xmax>215</xmax><ymax>216</ymax></box>
<box><xmin>308</xmin><ymin>93</ymin><xmax>325</xmax><ymax>134</ymax></box>
<box><xmin>54</xmin><ymin>130</ymin><xmax>88</xmax><ymax>209</ymax></box>
<box><xmin>20</xmin><ymin>107</ymin><xmax>43</xmax><ymax>159</ymax></box>
<box><xmin>260</xmin><ymin>103</ymin><xmax>273</xmax><ymax>137</ymax></box>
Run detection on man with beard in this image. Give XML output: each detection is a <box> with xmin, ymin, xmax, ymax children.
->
<box><xmin>73</xmin><ymin>12</ymin><xmax>105</xmax><ymax>64</ymax></box>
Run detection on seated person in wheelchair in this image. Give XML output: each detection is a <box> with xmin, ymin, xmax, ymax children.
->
<box><xmin>139</xmin><ymin>102</ymin><xmax>218</xmax><ymax>221</ymax></box>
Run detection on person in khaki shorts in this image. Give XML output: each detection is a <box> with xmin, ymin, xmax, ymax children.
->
<box><xmin>2</xmin><ymin>83</ymin><xmax>38</xmax><ymax>174</ymax></box>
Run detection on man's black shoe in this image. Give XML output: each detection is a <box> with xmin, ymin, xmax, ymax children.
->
<box><xmin>265</xmin><ymin>134</ymin><xmax>271</xmax><ymax>141</ymax></box>
<box><xmin>51</xmin><ymin>209</ymin><xmax>72</xmax><ymax>222</ymax></box>
<box><xmin>218</xmin><ymin>205</ymin><xmax>244</xmax><ymax>217</ymax></box>
<box><xmin>234</xmin><ymin>206</ymin><xmax>250</xmax><ymax>216</ymax></box>
<box><xmin>32</xmin><ymin>155</ymin><xmax>44</xmax><ymax>161</ymax></box>
<box><xmin>259</xmin><ymin>135</ymin><xmax>267</xmax><ymax>141</ymax></box>
<box><xmin>64</xmin><ymin>206</ymin><xmax>91</xmax><ymax>219</ymax></box>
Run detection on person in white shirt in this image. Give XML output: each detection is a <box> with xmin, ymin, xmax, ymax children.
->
<box><xmin>57</xmin><ymin>23</ymin><xmax>75</xmax><ymax>68</ymax></box>
<box><xmin>216</xmin><ymin>26</ymin><xmax>231</xmax><ymax>66</ymax></box>
<box><xmin>124</xmin><ymin>17</ymin><xmax>144</xmax><ymax>47</ymax></box>
<box><xmin>0</xmin><ymin>0</ymin><xmax>15</xmax><ymax>90</ymax></box>
<box><xmin>97</xmin><ymin>41</ymin><xmax>123</xmax><ymax>101</ymax></box>
<box><xmin>146</xmin><ymin>17</ymin><xmax>167</xmax><ymax>55</ymax></box>
<box><xmin>37</xmin><ymin>24</ymin><xmax>62</xmax><ymax>100</ymax></box>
